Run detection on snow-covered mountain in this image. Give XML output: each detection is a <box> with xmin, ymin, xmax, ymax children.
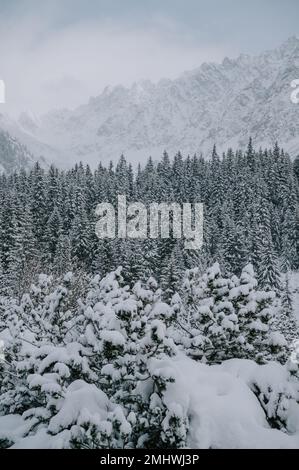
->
<box><xmin>0</xmin><ymin>126</ymin><xmax>38</xmax><ymax>173</ymax></box>
<box><xmin>3</xmin><ymin>36</ymin><xmax>299</xmax><ymax>168</ymax></box>
<box><xmin>0</xmin><ymin>113</ymin><xmax>59</xmax><ymax>170</ymax></box>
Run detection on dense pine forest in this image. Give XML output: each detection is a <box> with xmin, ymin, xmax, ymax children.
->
<box><xmin>0</xmin><ymin>140</ymin><xmax>299</xmax><ymax>448</ymax></box>
<box><xmin>0</xmin><ymin>140</ymin><xmax>298</xmax><ymax>298</ymax></box>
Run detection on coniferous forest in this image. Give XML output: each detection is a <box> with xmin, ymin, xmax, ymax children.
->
<box><xmin>0</xmin><ymin>141</ymin><xmax>298</xmax><ymax>297</ymax></box>
<box><xmin>0</xmin><ymin>141</ymin><xmax>299</xmax><ymax>449</ymax></box>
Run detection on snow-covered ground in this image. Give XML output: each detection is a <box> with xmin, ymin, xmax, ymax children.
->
<box><xmin>1</xmin><ymin>356</ymin><xmax>298</xmax><ymax>449</ymax></box>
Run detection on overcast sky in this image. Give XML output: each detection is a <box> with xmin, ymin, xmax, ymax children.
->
<box><xmin>0</xmin><ymin>0</ymin><xmax>298</xmax><ymax>116</ymax></box>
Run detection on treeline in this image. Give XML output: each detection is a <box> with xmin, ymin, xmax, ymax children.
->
<box><xmin>0</xmin><ymin>140</ymin><xmax>298</xmax><ymax>297</ymax></box>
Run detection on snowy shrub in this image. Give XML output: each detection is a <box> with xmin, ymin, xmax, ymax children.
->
<box><xmin>0</xmin><ymin>265</ymin><xmax>298</xmax><ymax>449</ymax></box>
<box><xmin>176</xmin><ymin>263</ymin><xmax>288</xmax><ymax>365</ymax></box>
<box><xmin>79</xmin><ymin>269</ymin><xmax>188</xmax><ymax>448</ymax></box>
<box><xmin>0</xmin><ymin>268</ymin><xmax>189</xmax><ymax>449</ymax></box>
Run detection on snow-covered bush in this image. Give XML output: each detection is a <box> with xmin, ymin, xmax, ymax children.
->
<box><xmin>0</xmin><ymin>268</ymin><xmax>188</xmax><ymax>449</ymax></box>
<box><xmin>0</xmin><ymin>273</ymin><xmax>88</xmax><ymax>433</ymax></box>
<box><xmin>78</xmin><ymin>269</ymin><xmax>188</xmax><ymax>448</ymax></box>
<box><xmin>176</xmin><ymin>263</ymin><xmax>288</xmax><ymax>364</ymax></box>
<box><xmin>0</xmin><ymin>265</ymin><xmax>298</xmax><ymax>449</ymax></box>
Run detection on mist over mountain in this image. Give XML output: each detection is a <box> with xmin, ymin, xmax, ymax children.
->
<box><xmin>0</xmin><ymin>128</ymin><xmax>37</xmax><ymax>173</ymax></box>
<box><xmin>0</xmin><ymin>3</ymin><xmax>299</xmax><ymax>448</ymax></box>
<box><xmin>1</xmin><ymin>36</ymin><xmax>299</xmax><ymax>169</ymax></box>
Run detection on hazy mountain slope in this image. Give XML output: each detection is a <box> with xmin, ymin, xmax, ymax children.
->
<box><xmin>0</xmin><ymin>114</ymin><xmax>59</xmax><ymax>169</ymax></box>
<box><xmin>0</xmin><ymin>128</ymin><xmax>37</xmax><ymax>173</ymax></box>
<box><xmin>4</xmin><ymin>36</ymin><xmax>299</xmax><ymax>167</ymax></box>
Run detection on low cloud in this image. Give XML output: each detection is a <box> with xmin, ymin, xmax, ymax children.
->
<box><xmin>0</xmin><ymin>13</ymin><xmax>234</xmax><ymax>116</ymax></box>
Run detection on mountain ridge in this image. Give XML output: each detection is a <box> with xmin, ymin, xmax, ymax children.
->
<box><xmin>1</xmin><ymin>36</ymin><xmax>299</xmax><ymax>168</ymax></box>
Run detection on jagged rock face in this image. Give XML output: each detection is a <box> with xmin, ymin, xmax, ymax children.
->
<box><xmin>2</xmin><ymin>37</ymin><xmax>299</xmax><ymax>168</ymax></box>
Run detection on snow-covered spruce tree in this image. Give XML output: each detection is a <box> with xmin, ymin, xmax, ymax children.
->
<box><xmin>249</xmin><ymin>347</ymin><xmax>299</xmax><ymax>433</ymax></box>
<box><xmin>44</xmin><ymin>268</ymin><xmax>134</xmax><ymax>449</ymax></box>
<box><xmin>249</xmin><ymin>363</ymin><xmax>297</xmax><ymax>432</ymax></box>
<box><xmin>29</xmin><ymin>162</ymin><xmax>48</xmax><ymax>248</ymax></box>
<box><xmin>0</xmin><ymin>275</ymin><xmax>63</xmax><ymax>419</ymax></box>
<box><xmin>18</xmin><ymin>342</ymin><xmax>100</xmax><ymax>444</ymax></box>
<box><xmin>0</xmin><ymin>290</ymin><xmax>15</xmax><ymax>332</ymax></box>
<box><xmin>160</xmin><ymin>243</ymin><xmax>185</xmax><ymax>302</ymax></box>
<box><xmin>53</xmin><ymin>235</ymin><xmax>73</xmax><ymax>276</ymax></box>
<box><xmin>19</xmin><ymin>268</ymin><xmax>186</xmax><ymax>449</ymax></box>
<box><xmin>46</xmin><ymin>206</ymin><xmax>63</xmax><ymax>263</ymax></box>
<box><xmin>76</xmin><ymin>268</ymin><xmax>188</xmax><ymax>449</ymax></box>
<box><xmin>0</xmin><ymin>274</ymin><xmax>120</xmax><ymax>449</ymax></box>
<box><xmin>177</xmin><ymin>263</ymin><xmax>240</xmax><ymax>363</ymax></box>
<box><xmin>253</xmin><ymin>189</ymin><xmax>282</xmax><ymax>293</ymax></box>
<box><xmin>274</xmin><ymin>273</ymin><xmax>299</xmax><ymax>344</ymax></box>
<box><xmin>0</xmin><ymin>276</ymin><xmax>78</xmax><ymax>426</ymax></box>
<box><xmin>258</xmin><ymin>241</ymin><xmax>282</xmax><ymax>294</ymax></box>
<box><xmin>0</xmin><ymin>295</ymin><xmax>35</xmax><ymax>418</ymax></box>
<box><xmin>15</xmin><ymin>272</ymin><xmax>83</xmax><ymax>346</ymax></box>
<box><xmin>0</xmin><ymin>272</ymin><xmax>92</xmax><ymax>440</ymax></box>
<box><xmin>228</xmin><ymin>264</ymin><xmax>288</xmax><ymax>364</ymax></box>
<box><xmin>221</xmin><ymin>215</ymin><xmax>249</xmax><ymax>276</ymax></box>
<box><xmin>280</xmin><ymin>206</ymin><xmax>297</xmax><ymax>273</ymax></box>
<box><xmin>177</xmin><ymin>263</ymin><xmax>287</xmax><ymax>365</ymax></box>
<box><xmin>70</xmin><ymin>209</ymin><xmax>92</xmax><ymax>268</ymax></box>
<box><xmin>51</xmin><ymin>381</ymin><xmax>128</xmax><ymax>449</ymax></box>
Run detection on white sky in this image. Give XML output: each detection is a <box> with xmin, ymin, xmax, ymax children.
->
<box><xmin>0</xmin><ymin>0</ymin><xmax>298</xmax><ymax>116</ymax></box>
